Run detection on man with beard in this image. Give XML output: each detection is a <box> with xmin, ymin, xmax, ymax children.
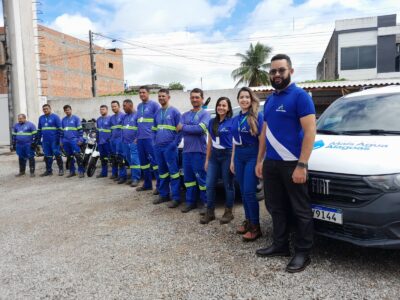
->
<box><xmin>96</xmin><ymin>105</ymin><xmax>112</xmax><ymax>178</ymax></box>
<box><xmin>255</xmin><ymin>54</ymin><xmax>316</xmax><ymax>273</ymax></box>
<box><xmin>109</xmin><ymin>100</ymin><xmax>126</xmax><ymax>181</ymax></box>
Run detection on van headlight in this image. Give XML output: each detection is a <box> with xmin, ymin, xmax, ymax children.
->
<box><xmin>364</xmin><ymin>174</ymin><xmax>400</xmax><ymax>192</ymax></box>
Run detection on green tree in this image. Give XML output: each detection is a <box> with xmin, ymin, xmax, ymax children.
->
<box><xmin>231</xmin><ymin>42</ymin><xmax>272</xmax><ymax>87</ymax></box>
<box><xmin>168</xmin><ymin>82</ymin><xmax>185</xmax><ymax>90</ymax></box>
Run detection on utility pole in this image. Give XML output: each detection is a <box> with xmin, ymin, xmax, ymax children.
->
<box><xmin>89</xmin><ymin>30</ymin><xmax>96</xmax><ymax>97</ymax></box>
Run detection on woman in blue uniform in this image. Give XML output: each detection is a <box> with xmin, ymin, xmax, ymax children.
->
<box><xmin>201</xmin><ymin>97</ymin><xmax>235</xmax><ymax>224</ymax></box>
<box><xmin>231</xmin><ymin>87</ymin><xmax>263</xmax><ymax>241</ymax></box>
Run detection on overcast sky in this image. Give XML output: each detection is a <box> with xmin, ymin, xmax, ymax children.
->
<box><xmin>2</xmin><ymin>0</ymin><xmax>400</xmax><ymax>90</ymax></box>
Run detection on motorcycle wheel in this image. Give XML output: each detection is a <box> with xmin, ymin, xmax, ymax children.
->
<box><xmin>82</xmin><ymin>153</ymin><xmax>91</xmax><ymax>168</ymax></box>
<box><xmin>87</xmin><ymin>157</ymin><xmax>98</xmax><ymax>177</ymax></box>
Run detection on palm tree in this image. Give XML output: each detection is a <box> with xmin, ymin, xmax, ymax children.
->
<box><xmin>231</xmin><ymin>42</ymin><xmax>272</xmax><ymax>87</ymax></box>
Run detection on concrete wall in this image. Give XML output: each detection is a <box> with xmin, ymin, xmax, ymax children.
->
<box><xmin>0</xmin><ymin>94</ymin><xmax>10</xmax><ymax>145</ymax></box>
<box><xmin>47</xmin><ymin>88</ymin><xmax>244</xmax><ymax>119</ymax></box>
<box><xmin>317</xmin><ymin>32</ymin><xmax>338</xmax><ymax>80</ymax></box>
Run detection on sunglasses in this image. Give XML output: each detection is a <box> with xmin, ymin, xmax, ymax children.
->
<box><xmin>269</xmin><ymin>68</ymin><xmax>289</xmax><ymax>75</ymax></box>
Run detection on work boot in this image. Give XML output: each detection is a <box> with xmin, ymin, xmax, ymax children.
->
<box><xmin>220</xmin><ymin>208</ymin><xmax>234</xmax><ymax>224</ymax></box>
<box><xmin>40</xmin><ymin>171</ymin><xmax>52</xmax><ymax>177</ymax></box>
<box><xmin>15</xmin><ymin>171</ymin><xmax>25</xmax><ymax>177</ymax></box>
<box><xmin>200</xmin><ymin>208</ymin><xmax>215</xmax><ymax>224</ymax></box>
<box><xmin>66</xmin><ymin>173</ymin><xmax>76</xmax><ymax>178</ymax></box>
<box><xmin>126</xmin><ymin>179</ymin><xmax>132</xmax><ymax>185</ymax></box>
<box><xmin>118</xmin><ymin>178</ymin><xmax>127</xmax><ymax>184</ymax></box>
<box><xmin>236</xmin><ymin>219</ymin><xmax>250</xmax><ymax>234</ymax></box>
<box><xmin>242</xmin><ymin>224</ymin><xmax>262</xmax><ymax>242</ymax></box>
<box><xmin>16</xmin><ymin>158</ymin><xmax>26</xmax><ymax>177</ymax></box>
<box><xmin>153</xmin><ymin>196</ymin><xmax>170</xmax><ymax>205</ymax></box>
<box><xmin>168</xmin><ymin>200</ymin><xmax>180</xmax><ymax>208</ymax></box>
<box><xmin>96</xmin><ymin>173</ymin><xmax>107</xmax><ymax>178</ymax></box>
<box><xmin>136</xmin><ymin>186</ymin><xmax>151</xmax><ymax>192</ymax></box>
<box><xmin>110</xmin><ymin>174</ymin><xmax>117</xmax><ymax>180</ymax></box>
<box><xmin>153</xmin><ymin>189</ymin><xmax>159</xmax><ymax>195</ymax></box>
<box><xmin>113</xmin><ymin>177</ymin><xmax>120</xmax><ymax>182</ymax></box>
<box><xmin>181</xmin><ymin>203</ymin><xmax>196</xmax><ymax>213</ymax></box>
<box><xmin>58</xmin><ymin>169</ymin><xmax>64</xmax><ymax>176</ymax></box>
<box><xmin>131</xmin><ymin>179</ymin><xmax>139</xmax><ymax>187</ymax></box>
<box><xmin>29</xmin><ymin>158</ymin><xmax>35</xmax><ymax>178</ymax></box>
<box><xmin>199</xmin><ymin>204</ymin><xmax>207</xmax><ymax>216</ymax></box>
<box><xmin>55</xmin><ymin>156</ymin><xmax>64</xmax><ymax>175</ymax></box>
<box><xmin>78</xmin><ymin>172</ymin><xmax>85</xmax><ymax>178</ymax></box>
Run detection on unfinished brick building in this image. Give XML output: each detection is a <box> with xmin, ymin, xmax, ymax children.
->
<box><xmin>0</xmin><ymin>25</ymin><xmax>124</xmax><ymax>100</ymax></box>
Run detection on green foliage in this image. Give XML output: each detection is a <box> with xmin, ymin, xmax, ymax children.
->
<box><xmin>231</xmin><ymin>42</ymin><xmax>272</xmax><ymax>87</ymax></box>
<box><xmin>168</xmin><ymin>82</ymin><xmax>185</xmax><ymax>90</ymax></box>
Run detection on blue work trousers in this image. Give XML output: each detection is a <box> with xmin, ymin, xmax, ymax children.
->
<box><xmin>154</xmin><ymin>144</ymin><xmax>181</xmax><ymax>201</ymax></box>
<box><xmin>234</xmin><ymin>145</ymin><xmax>260</xmax><ymax>225</ymax></box>
<box><xmin>206</xmin><ymin>148</ymin><xmax>235</xmax><ymax>209</ymax></box>
<box><xmin>122</xmin><ymin>143</ymin><xmax>141</xmax><ymax>181</ymax></box>
<box><xmin>16</xmin><ymin>143</ymin><xmax>34</xmax><ymax>160</ymax></box>
<box><xmin>183</xmin><ymin>152</ymin><xmax>207</xmax><ymax>206</ymax></box>
<box><xmin>42</xmin><ymin>140</ymin><xmax>61</xmax><ymax>172</ymax></box>
<box><xmin>98</xmin><ymin>142</ymin><xmax>111</xmax><ymax>176</ymax></box>
<box><xmin>137</xmin><ymin>138</ymin><xmax>159</xmax><ymax>190</ymax></box>
<box><xmin>63</xmin><ymin>140</ymin><xmax>84</xmax><ymax>174</ymax></box>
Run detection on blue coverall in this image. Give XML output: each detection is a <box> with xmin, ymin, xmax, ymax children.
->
<box><xmin>96</xmin><ymin>115</ymin><xmax>112</xmax><ymax>177</ymax></box>
<box><xmin>181</xmin><ymin>109</ymin><xmax>210</xmax><ymax>206</ymax></box>
<box><xmin>121</xmin><ymin>112</ymin><xmax>141</xmax><ymax>181</ymax></box>
<box><xmin>12</xmin><ymin>121</ymin><xmax>37</xmax><ymax>174</ymax></box>
<box><xmin>153</xmin><ymin>106</ymin><xmax>182</xmax><ymax>201</ymax></box>
<box><xmin>110</xmin><ymin>112</ymin><xmax>125</xmax><ymax>178</ymax></box>
<box><xmin>37</xmin><ymin>113</ymin><xmax>63</xmax><ymax>174</ymax></box>
<box><xmin>61</xmin><ymin>115</ymin><xmax>84</xmax><ymax>175</ymax></box>
<box><xmin>135</xmin><ymin>100</ymin><xmax>160</xmax><ymax>190</ymax></box>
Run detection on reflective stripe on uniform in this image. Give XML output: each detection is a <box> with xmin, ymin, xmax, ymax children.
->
<box><xmin>152</xmin><ymin>165</ymin><xmax>158</xmax><ymax>170</ymax></box>
<box><xmin>111</xmin><ymin>125</ymin><xmax>123</xmax><ymax>129</ymax></box>
<box><xmin>151</xmin><ymin>126</ymin><xmax>157</xmax><ymax>131</ymax></box>
<box><xmin>157</xmin><ymin>125</ymin><xmax>176</xmax><ymax>131</ymax></box>
<box><xmin>159</xmin><ymin>172</ymin><xmax>169</xmax><ymax>179</ymax></box>
<box><xmin>13</xmin><ymin>132</ymin><xmax>36</xmax><ymax>136</ymax></box>
<box><xmin>141</xmin><ymin>164</ymin><xmax>151</xmax><ymax>170</ymax></box>
<box><xmin>122</xmin><ymin>126</ymin><xmax>138</xmax><ymax>130</ymax></box>
<box><xmin>170</xmin><ymin>172</ymin><xmax>180</xmax><ymax>179</ymax></box>
<box><xmin>130</xmin><ymin>165</ymin><xmax>141</xmax><ymax>169</ymax></box>
<box><xmin>99</xmin><ymin>129</ymin><xmax>112</xmax><ymax>132</ymax></box>
<box><xmin>41</xmin><ymin>127</ymin><xmax>58</xmax><ymax>130</ymax></box>
<box><xmin>63</xmin><ymin>127</ymin><xmax>79</xmax><ymax>131</ymax></box>
<box><xmin>199</xmin><ymin>185</ymin><xmax>207</xmax><ymax>191</ymax></box>
<box><xmin>137</xmin><ymin>118</ymin><xmax>154</xmax><ymax>123</ymax></box>
<box><xmin>199</xmin><ymin>123</ymin><xmax>207</xmax><ymax>133</ymax></box>
<box><xmin>184</xmin><ymin>181</ymin><xmax>196</xmax><ymax>188</ymax></box>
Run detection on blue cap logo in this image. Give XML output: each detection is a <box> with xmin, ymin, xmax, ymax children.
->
<box><xmin>313</xmin><ymin>140</ymin><xmax>325</xmax><ymax>150</ymax></box>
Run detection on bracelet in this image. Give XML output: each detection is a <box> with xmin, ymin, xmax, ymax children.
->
<box><xmin>297</xmin><ymin>162</ymin><xmax>308</xmax><ymax>169</ymax></box>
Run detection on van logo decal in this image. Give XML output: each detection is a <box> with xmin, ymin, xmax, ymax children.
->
<box><xmin>313</xmin><ymin>140</ymin><xmax>325</xmax><ymax>150</ymax></box>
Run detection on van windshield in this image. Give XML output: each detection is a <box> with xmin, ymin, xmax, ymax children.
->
<box><xmin>317</xmin><ymin>93</ymin><xmax>400</xmax><ymax>135</ymax></box>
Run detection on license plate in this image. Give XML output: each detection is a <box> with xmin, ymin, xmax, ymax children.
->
<box><xmin>312</xmin><ymin>205</ymin><xmax>343</xmax><ymax>225</ymax></box>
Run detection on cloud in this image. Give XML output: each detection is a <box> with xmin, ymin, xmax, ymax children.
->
<box><xmin>49</xmin><ymin>13</ymin><xmax>99</xmax><ymax>39</ymax></box>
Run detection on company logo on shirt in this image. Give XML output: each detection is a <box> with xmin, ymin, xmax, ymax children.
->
<box><xmin>220</xmin><ymin>127</ymin><xmax>230</xmax><ymax>132</ymax></box>
<box><xmin>276</xmin><ymin>105</ymin><xmax>286</xmax><ymax>113</ymax></box>
<box><xmin>313</xmin><ymin>140</ymin><xmax>325</xmax><ymax>150</ymax></box>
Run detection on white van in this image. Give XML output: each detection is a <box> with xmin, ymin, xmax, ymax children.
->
<box><xmin>309</xmin><ymin>85</ymin><xmax>400</xmax><ymax>249</ymax></box>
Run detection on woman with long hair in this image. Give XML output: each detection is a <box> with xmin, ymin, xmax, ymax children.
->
<box><xmin>201</xmin><ymin>97</ymin><xmax>235</xmax><ymax>224</ymax></box>
<box><xmin>230</xmin><ymin>87</ymin><xmax>263</xmax><ymax>241</ymax></box>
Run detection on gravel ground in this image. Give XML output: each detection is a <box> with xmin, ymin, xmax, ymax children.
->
<box><xmin>0</xmin><ymin>150</ymin><xmax>400</xmax><ymax>299</ymax></box>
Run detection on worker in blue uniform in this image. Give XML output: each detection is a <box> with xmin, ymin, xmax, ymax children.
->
<box><xmin>152</xmin><ymin>89</ymin><xmax>182</xmax><ymax>207</ymax></box>
<box><xmin>177</xmin><ymin>88</ymin><xmax>210</xmax><ymax>214</ymax></box>
<box><xmin>109</xmin><ymin>100</ymin><xmax>126</xmax><ymax>181</ymax></box>
<box><xmin>61</xmin><ymin>105</ymin><xmax>85</xmax><ymax>178</ymax></box>
<box><xmin>12</xmin><ymin>114</ymin><xmax>37</xmax><ymax>177</ymax></box>
<box><xmin>135</xmin><ymin>86</ymin><xmax>160</xmax><ymax>194</ymax></box>
<box><xmin>96</xmin><ymin>105</ymin><xmax>112</xmax><ymax>178</ymax></box>
<box><xmin>121</xmin><ymin>99</ymin><xmax>141</xmax><ymax>186</ymax></box>
<box><xmin>37</xmin><ymin>104</ymin><xmax>64</xmax><ymax>176</ymax></box>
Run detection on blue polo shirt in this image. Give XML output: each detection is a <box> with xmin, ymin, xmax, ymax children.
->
<box><xmin>232</xmin><ymin>112</ymin><xmax>263</xmax><ymax>146</ymax></box>
<box><xmin>208</xmin><ymin>117</ymin><xmax>233</xmax><ymax>149</ymax></box>
<box><xmin>263</xmin><ymin>83</ymin><xmax>315</xmax><ymax>161</ymax></box>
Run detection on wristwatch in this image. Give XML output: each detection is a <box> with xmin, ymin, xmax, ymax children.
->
<box><xmin>297</xmin><ymin>162</ymin><xmax>308</xmax><ymax>169</ymax></box>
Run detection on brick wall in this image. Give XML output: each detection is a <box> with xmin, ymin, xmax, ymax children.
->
<box><xmin>0</xmin><ymin>26</ymin><xmax>125</xmax><ymax>98</ymax></box>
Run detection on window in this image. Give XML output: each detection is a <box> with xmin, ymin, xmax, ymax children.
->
<box><xmin>340</xmin><ymin>45</ymin><xmax>376</xmax><ymax>70</ymax></box>
<box><xmin>108</xmin><ymin>62</ymin><xmax>114</xmax><ymax>69</ymax></box>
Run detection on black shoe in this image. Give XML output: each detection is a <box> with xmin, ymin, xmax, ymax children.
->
<box><xmin>58</xmin><ymin>169</ymin><xmax>64</xmax><ymax>176</ymax></box>
<box><xmin>181</xmin><ymin>203</ymin><xmax>196</xmax><ymax>213</ymax></box>
<box><xmin>286</xmin><ymin>253</ymin><xmax>311</xmax><ymax>273</ymax></box>
<box><xmin>66</xmin><ymin>173</ymin><xmax>76</xmax><ymax>178</ymax></box>
<box><xmin>113</xmin><ymin>177</ymin><xmax>120</xmax><ymax>182</ymax></box>
<box><xmin>136</xmin><ymin>186</ymin><xmax>151</xmax><ymax>192</ymax></box>
<box><xmin>256</xmin><ymin>245</ymin><xmax>291</xmax><ymax>258</ymax></box>
<box><xmin>131</xmin><ymin>180</ymin><xmax>139</xmax><ymax>187</ymax></box>
<box><xmin>96</xmin><ymin>174</ymin><xmax>107</xmax><ymax>178</ymax></box>
<box><xmin>15</xmin><ymin>172</ymin><xmax>25</xmax><ymax>177</ymax></box>
<box><xmin>126</xmin><ymin>179</ymin><xmax>132</xmax><ymax>185</ymax></box>
<box><xmin>79</xmin><ymin>172</ymin><xmax>85</xmax><ymax>178</ymax></box>
<box><xmin>168</xmin><ymin>200</ymin><xmax>180</xmax><ymax>208</ymax></box>
<box><xmin>153</xmin><ymin>196</ymin><xmax>170</xmax><ymax>205</ymax></box>
<box><xmin>40</xmin><ymin>171</ymin><xmax>52</xmax><ymax>177</ymax></box>
<box><xmin>30</xmin><ymin>172</ymin><xmax>35</xmax><ymax>178</ymax></box>
<box><xmin>199</xmin><ymin>205</ymin><xmax>207</xmax><ymax>216</ymax></box>
<box><xmin>153</xmin><ymin>189</ymin><xmax>159</xmax><ymax>195</ymax></box>
<box><xmin>110</xmin><ymin>174</ymin><xmax>117</xmax><ymax>180</ymax></box>
<box><xmin>118</xmin><ymin>178</ymin><xmax>127</xmax><ymax>184</ymax></box>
